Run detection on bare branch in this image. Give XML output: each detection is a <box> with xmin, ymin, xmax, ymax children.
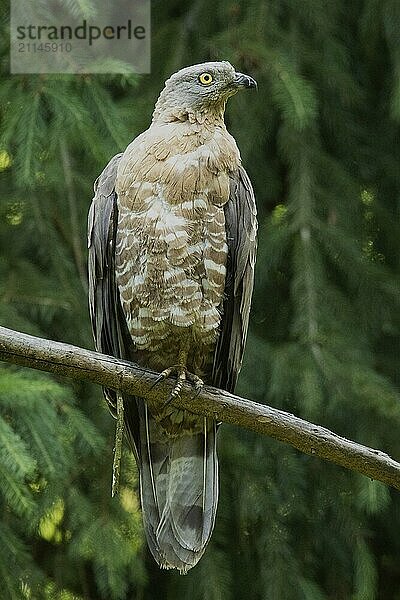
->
<box><xmin>0</xmin><ymin>325</ymin><xmax>399</xmax><ymax>491</ymax></box>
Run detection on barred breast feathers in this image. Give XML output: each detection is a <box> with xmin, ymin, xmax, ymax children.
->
<box><xmin>114</xmin><ymin>119</ymin><xmax>241</xmax><ymax>355</ymax></box>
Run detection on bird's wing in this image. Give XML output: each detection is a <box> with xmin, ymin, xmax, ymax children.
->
<box><xmin>87</xmin><ymin>153</ymin><xmax>139</xmax><ymax>452</ymax></box>
<box><xmin>212</xmin><ymin>164</ymin><xmax>258</xmax><ymax>392</ymax></box>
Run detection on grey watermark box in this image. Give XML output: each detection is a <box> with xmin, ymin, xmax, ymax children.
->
<box><xmin>10</xmin><ymin>0</ymin><xmax>150</xmax><ymax>74</ymax></box>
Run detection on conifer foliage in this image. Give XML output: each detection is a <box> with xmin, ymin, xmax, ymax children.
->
<box><xmin>1</xmin><ymin>1</ymin><xmax>400</xmax><ymax>598</ymax></box>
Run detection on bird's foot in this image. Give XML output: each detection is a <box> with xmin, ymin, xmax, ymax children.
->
<box><xmin>152</xmin><ymin>365</ymin><xmax>203</xmax><ymax>404</ymax></box>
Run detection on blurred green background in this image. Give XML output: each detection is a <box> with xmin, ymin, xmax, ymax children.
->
<box><xmin>2</xmin><ymin>1</ymin><xmax>400</xmax><ymax>598</ymax></box>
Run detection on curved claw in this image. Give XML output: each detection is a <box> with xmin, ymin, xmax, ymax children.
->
<box><xmin>187</xmin><ymin>373</ymin><xmax>204</xmax><ymax>400</ymax></box>
<box><xmin>151</xmin><ymin>366</ymin><xmax>204</xmax><ymax>406</ymax></box>
<box><xmin>165</xmin><ymin>369</ymin><xmax>187</xmax><ymax>405</ymax></box>
<box><xmin>150</xmin><ymin>365</ymin><xmax>179</xmax><ymax>390</ymax></box>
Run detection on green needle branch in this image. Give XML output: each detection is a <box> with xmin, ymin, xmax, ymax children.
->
<box><xmin>0</xmin><ymin>325</ymin><xmax>399</xmax><ymax>492</ymax></box>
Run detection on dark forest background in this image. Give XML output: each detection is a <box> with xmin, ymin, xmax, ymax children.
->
<box><xmin>2</xmin><ymin>1</ymin><xmax>400</xmax><ymax>598</ymax></box>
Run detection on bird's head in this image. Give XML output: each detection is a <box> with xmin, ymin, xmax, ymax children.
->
<box><xmin>153</xmin><ymin>61</ymin><xmax>257</xmax><ymax>123</ymax></box>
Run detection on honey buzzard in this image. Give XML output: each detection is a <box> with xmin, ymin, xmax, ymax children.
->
<box><xmin>88</xmin><ymin>61</ymin><xmax>257</xmax><ymax>573</ymax></box>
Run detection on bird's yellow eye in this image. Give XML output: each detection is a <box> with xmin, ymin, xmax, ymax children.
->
<box><xmin>198</xmin><ymin>72</ymin><xmax>214</xmax><ymax>86</ymax></box>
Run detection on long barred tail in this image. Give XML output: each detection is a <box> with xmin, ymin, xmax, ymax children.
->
<box><xmin>137</xmin><ymin>403</ymin><xmax>218</xmax><ymax>574</ymax></box>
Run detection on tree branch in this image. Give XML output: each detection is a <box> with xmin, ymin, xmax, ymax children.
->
<box><xmin>0</xmin><ymin>325</ymin><xmax>399</xmax><ymax>491</ymax></box>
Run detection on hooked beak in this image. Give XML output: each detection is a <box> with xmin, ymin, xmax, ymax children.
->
<box><xmin>233</xmin><ymin>72</ymin><xmax>258</xmax><ymax>90</ymax></box>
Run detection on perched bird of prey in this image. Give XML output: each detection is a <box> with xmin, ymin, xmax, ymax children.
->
<box><xmin>88</xmin><ymin>61</ymin><xmax>257</xmax><ymax>573</ymax></box>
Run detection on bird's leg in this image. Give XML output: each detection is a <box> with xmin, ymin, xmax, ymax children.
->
<box><xmin>151</xmin><ymin>337</ymin><xmax>204</xmax><ymax>404</ymax></box>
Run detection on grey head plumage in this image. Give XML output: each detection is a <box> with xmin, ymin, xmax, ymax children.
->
<box><xmin>153</xmin><ymin>60</ymin><xmax>257</xmax><ymax>121</ymax></box>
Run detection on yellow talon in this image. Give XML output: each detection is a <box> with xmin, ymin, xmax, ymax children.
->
<box><xmin>151</xmin><ymin>365</ymin><xmax>204</xmax><ymax>405</ymax></box>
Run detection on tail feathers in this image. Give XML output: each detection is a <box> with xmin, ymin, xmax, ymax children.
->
<box><xmin>138</xmin><ymin>404</ymin><xmax>218</xmax><ymax>573</ymax></box>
